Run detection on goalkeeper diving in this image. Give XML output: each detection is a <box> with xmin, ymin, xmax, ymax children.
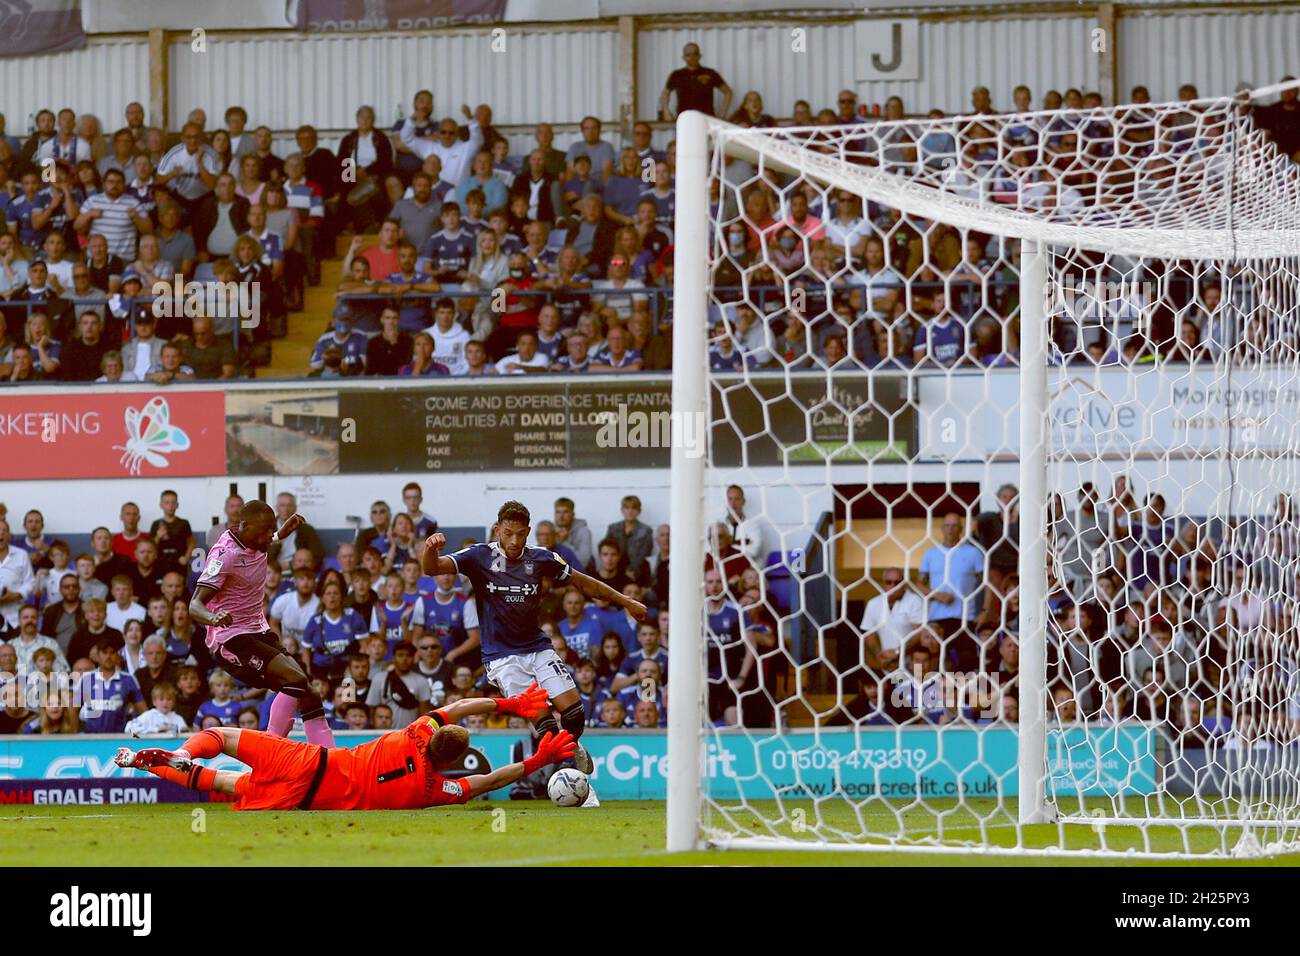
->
<box><xmin>113</xmin><ymin>684</ymin><xmax>575</xmax><ymax>810</ymax></box>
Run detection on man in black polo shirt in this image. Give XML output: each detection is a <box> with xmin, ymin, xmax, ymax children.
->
<box><xmin>364</xmin><ymin>304</ymin><xmax>411</xmax><ymax>376</ymax></box>
<box><xmin>659</xmin><ymin>43</ymin><xmax>732</xmax><ymax>120</ymax></box>
<box><xmin>182</xmin><ymin>315</ymin><xmax>236</xmax><ymax>379</ymax></box>
<box><xmin>59</xmin><ymin>310</ymin><xmax>111</xmax><ymax>381</ymax></box>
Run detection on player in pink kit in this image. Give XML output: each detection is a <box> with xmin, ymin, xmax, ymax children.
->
<box><xmin>189</xmin><ymin>500</ymin><xmax>334</xmax><ymax>747</ymax></box>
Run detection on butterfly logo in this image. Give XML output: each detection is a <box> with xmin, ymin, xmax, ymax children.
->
<box><xmin>112</xmin><ymin>396</ymin><xmax>192</xmax><ymax>475</ymax></box>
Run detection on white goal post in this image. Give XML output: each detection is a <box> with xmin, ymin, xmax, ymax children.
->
<box><xmin>668</xmin><ymin>82</ymin><xmax>1300</xmax><ymax>858</ymax></box>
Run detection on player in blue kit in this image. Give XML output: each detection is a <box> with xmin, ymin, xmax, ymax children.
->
<box><xmin>422</xmin><ymin>501</ymin><xmax>647</xmax><ymax>800</ymax></box>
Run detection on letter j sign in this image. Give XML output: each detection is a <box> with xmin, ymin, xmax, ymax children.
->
<box><xmin>855</xmin><ymin>20</ymin><xmax>920</xmax><ymax>81</ymax></box>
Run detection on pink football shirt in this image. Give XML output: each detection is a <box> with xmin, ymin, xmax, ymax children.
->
<box><xmin>198</xmin><ymin>530</ymin><xmax>272</xmax><ymax>646</ymax></box>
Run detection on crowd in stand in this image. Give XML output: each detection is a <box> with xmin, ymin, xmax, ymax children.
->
<box><xmin>845</xmin><ymin>482</ymin><xmax>1300</xmax><ymax>752</ymax></box>
<box><xmin>0</xmin><ymin>485</ymin><xmax>762</xmax><ymax>738</ymax></box>
<box><xmin>2</xmin><ymin>53</ymin><xmax>1296</xmax><ymax>383</ymax></box>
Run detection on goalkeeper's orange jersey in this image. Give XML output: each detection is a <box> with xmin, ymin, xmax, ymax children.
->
<box><xmin>310</xmin><ymin>713</ymin><xmax>472</xmax><ymax>810</ymax></box>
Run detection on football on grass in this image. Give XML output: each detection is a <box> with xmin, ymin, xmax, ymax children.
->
<box><xmin>547</xmin><ymin>769</ymin><xmax>590</xmax><ymax>807</ymax></box>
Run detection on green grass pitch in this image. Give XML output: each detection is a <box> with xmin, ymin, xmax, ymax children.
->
<box><xmin>2</xmin><ymin>801</ymin><xmax>1297</xmax><ymax>866</ymax></box>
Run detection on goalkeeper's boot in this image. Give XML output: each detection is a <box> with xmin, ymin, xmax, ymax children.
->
<box><xmin>114</xmin><ymin>747</ymin><xmax>194</xmax><ymax>773</ymax></box>
<box><xmin>573</xmin><ymin>741</ymin><xmax>594</xmax><ymax>774</ymax></box>
<box><xmin>580</xmin><ymin>784</ymin><xmax>601</xmax><ymax>809</ymax></box>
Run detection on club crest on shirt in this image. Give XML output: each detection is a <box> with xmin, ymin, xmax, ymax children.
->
<box><xmin>524</xmin><ymin>560</ymin><xmax>534</xmax><ymax>575</ymax></box>
<box><xmin>248</xmin><ymin>655</ymin><xmax>263</xmax><ymax>671</ymax></box>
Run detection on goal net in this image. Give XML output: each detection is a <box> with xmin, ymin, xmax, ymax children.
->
<box><xmin>666</xmin><ymin>86</ymin><xmax>1300</xmax><ymax>859</ymax></box>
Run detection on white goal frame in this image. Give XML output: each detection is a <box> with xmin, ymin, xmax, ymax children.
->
<box><xmin>666</xmin><ymin>84</ymin><xmax>1300</xmax><ymax>856</ymax></box>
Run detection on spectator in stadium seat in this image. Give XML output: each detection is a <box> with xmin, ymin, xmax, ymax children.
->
<box><xmin>337</xmin><ymin>104</ymin><xmax>395</xmax><ymax>231</ymax></box>
<box><xmin>282</xmin><ymin>152</ymin><xmax>325</xmax><ymax>286</ymax></box>
<box><xmin>565</xmin><ymin>116</ymin><xmax>616</xmax><ymax>184</ymax></box>
<box><xmin>562</xmin><ymin>194</ymin><xmax>618</xmax><ymax>279</ymax></box>
<box><xmin>58</xmin><ymin>310</ymin><xmax>110</xmax><ymax>381</ymax></box>
<box><xmin>603</xmin><ymin>495</ymin><xmax>654</xmax><ymax>583</ymax></box>
<box><xmin>660</xmin><ymin>43</ymin><xmax>732</xmax><ymax>120</ymax></box>
<box><xmin>390</xmin><ymin>90</ymin><xmax>436</xmax><ymax>176</ymax></box>
<box><xmin>156</xmin><ymin>122</ymin><xmax>219</xmax><ymax>216</ymax></box>
<box><xmin>19</xmin><ymin>312</ymin><xmax>61</xmax><ymax>379</ymax></box>
<box><xmin>390</xmin><ymin>171</ymin><xmax>443</xmax><ymax>251</ymax></box>
<box><xmin>464</xmin><ymin>233</ymin><xmax>511</xmax><ymax>343</ymax></box>
<box><xmin>118</xmin><ymin>310</ymin><xmax>162</xmax><ymax>381</ymax></box>
<box><xmin>422</xmin><ymin>296</ymin><xmax>469</xmax><ymax>375</ymax></box>
<box><xmin>603</xmin><ymin>148</ymin><xmax>647</xmax><ymax>226</ymax></box>
<box><xmin>493</xmin><ymin>329</ymin><xmax>548</xmax><ymax>375</ymax></box>
<box><xmin>417</xmin><ymin>202</ymin><xmax>475</xmax><ymax>287</ymax></box>
<box><xmin>234</xmin><ymin>151</ymin><xmax>268</xmax><ymax>207</ymax></box>
<box><xmin>0</xmin><ymin>231</ymin><xmax>31</xmax><ymax>299</ymax></box>
<box><xmin>588</xmin><ymin>323</ymin><xmax>643</xmax><ymax>373</ymax></box>
<box><xmin>182</xmin><ymin>316</ymin><xmax>236</xmax><ymax>380</ymax></box>
<box><xmin>511</xmin><ymin>149</ymin><xmax>562</xmax><ymax>225</ymax></box>
<box><xmin>362</xmin><ymin>305</ymin><xmax>409</xmax><ymax>377</ymax></box>
<box><xmin>10</xmin><ymin>259</ymin><xmax>73</xmax><ymax>339</ymax></box>
<box><xmin>462</xmin><ymin>339</ymin><xmax>493</xmax><ymax>376</ymax></box>
<box><xmin>7</xmin><ymin>604</ymin><xmax>66</xmax><ymax>674</ymax></box>
<box><xmin>918</xmin><ymin>513</ymin><xmax>986</xmax><ymax>671</ymax></box>
<box><xmin>311</xmin><ymin>303</ymin><xmax>368</xmax><ymax>376</ymax></box>
<box><xmin>0</xmin><ymin>520</ymin><xmax>33</xmax><ymax>632</ymax></box>
<box><xmin>75</xmin><ymin>167</ymin><xmax>151</xmax><ymax>263</ymax></box>
<box><xmin>559</xmin><ymin>153</ymin><xmax>601</xmax><ymax>213</ymax></box>
<box><xmin>456</xmin><ymin>150</ymin><xmax>507</xmax><ymax>212</ymax></box>
<box><xmin>552</xmin><ymin>330</ymin><xmax>595</xmax><ymax>373</ymax></box>
<box><xmin>398</xmin><ymin>331</ymin><xmax>450</xmax><ymax>377</ymax></box>
<box><xmin>145</xmin><ymin>340</ymin><xmax>196</xmax><ymax>385</ymax></box>
<box><xmin>378</xmin><ymin>241</ymin><xmax>439</xmax><ymax>333</ymax></box>
<box><xmin>912</xmin><ymin>291</ymin><xmax>968</xmax><ymax>367</ymax></box>
<box><xmin>520</xmin><ymin>122</ymin><xmax>562</xmax><ymax>181</ymax></box>
<box><xmin>74</xmin><ymin>640</ymin><xmax>144</xmax><ymax>732</ymax></box>
<box><xmin>41</xmin><ymin>573</ymin><xmax>85</xmax><ymax>648</ymax></box>
<box><xmin>400</xmin><ymin>107</ymin><xmax>481</xmax><ymax>188</ymax></box>
<box><xmin>641</xmin><ymin>159</ymin><xmax>675</xmax><ymax>222</ymax></box>
<box><xmin>153</xmin><ymin>202</ymin><xmax>196</xmax><ymax>278</ymax></box>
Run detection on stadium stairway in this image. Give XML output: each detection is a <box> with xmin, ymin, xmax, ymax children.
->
<box><xmin>259</xmin><ymin>232</ymin><xmax>361</xmax><ymax>379</ymax></box>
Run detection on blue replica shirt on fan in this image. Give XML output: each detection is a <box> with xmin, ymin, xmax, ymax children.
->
<box><xmin>617</xmin><ymin>683</ymin><xmax>667</xmax><ymax>724</ymax></box>
<box><xmin>9</xmin><ymin>192</ymin><xmax>50</xmax><ymax>248</ymax></box>
<box><xmin>370</xmin><ymin>601</ymin><xmax>410</xmax><ymax>658</ymax></box>
<box><xmin>705</xmin><ymin>600</ymin><xmax>748</xmax><ymax>680</ymax></box>
<box><xmin>621</xmin><ymin>646</ymin><xmax>669</xmax><ymax>682</ymax></box>
<box><xmin>197</xmin><ymin>697</ymin><xmax>242</xmax><ymax>726</ymax></box>
<box><xmin>914</xmin><ymin>316</ymin><xmax>967</xmax><ymax>366</ymax></box>
<box><xmin>418</xmin><ymin>230</ymin><xmax>477</xmax><ymax>281</ymax></box>
<box><xmin>449</xmin><ymin>542</ymin><xmax>572</xmax><ymax>664</ymax></box>
<box><xmin>558</xmin><ymin>610</ymin><xmax>605</xmax><ymax>659</ymax></box>
<box><xmin>302</xmin><ymin>607</ymin><xmax>369</xmax><ymax>672</ymax></box>
<box><xmin>410</xmin><ymin>591</ymin><xmax>479</xmax><ymax>655</ymax></box>
<box><xmin>73</xmin><ymin>668</ymin><xmax>144</xmax><ymax>733</ymax></box>
<box><xmin>594</xmin><ymin>604</ymin><xmax>638</xmax><ymax>653</ymax></box>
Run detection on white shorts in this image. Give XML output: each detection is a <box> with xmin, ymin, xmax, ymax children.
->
<box><xmin>485</xmin><ymin>648</ymin><xmax>576</xmax><ymax>700</ymax></box>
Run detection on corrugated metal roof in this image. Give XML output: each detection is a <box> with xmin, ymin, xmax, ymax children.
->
<box><xmin>0</xmin><ymin>38</ymin><xmax>149</xmax><ymax>136</ymax></box>
<box><xmin>1119</xmin><ymin>9</ymin><xmax>1300</xmax><ymax>102</ymax></box>
<box><xmin>169</xmin><ymin>27</ymin><xmax>621</xmax><ymax>134</ymax></box>
<box><xmin>638</xmin><ymin>16</ymin><xmax>1100</xmax><ymax>119</ymax></box>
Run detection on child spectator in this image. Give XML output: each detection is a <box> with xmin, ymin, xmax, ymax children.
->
<box><xmin>341</xmin><ymin>701</ymin><xmax>370</xmax><ymax>729</ymax></box>
<box><xmin>38</xmin><ymin>543</ymin><xmax>74</xmax><ymax>608</ymax></box>
<box><xmin>125</xmin><ymin>681</ymin><xmax>190</xmax><ymax>736</ymax></box>
<box><xmin>236</xmin><ymin>706</ymin><xmax>261</xmax><ymax>729</ymax></box>
<box><xmin>196</xmin><ymin>668</ymin><xmax>240</xmax><ymax>726</ymax></box>
<box><xmin>173</xmin><ymin>665</ymin><xmax>207</xmax><ymax>726</ymax></box>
